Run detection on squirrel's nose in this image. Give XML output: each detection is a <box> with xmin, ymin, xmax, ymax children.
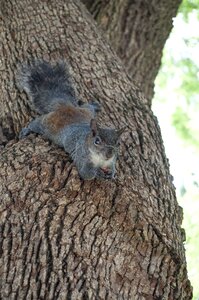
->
<box><xmin>101</xmin><ymin>168</ymin><xmax>115</xmax><ymax>179</ymax></box>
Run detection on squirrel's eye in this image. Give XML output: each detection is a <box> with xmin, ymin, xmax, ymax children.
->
<box><xmin>94</xmin><ymin>137</ymin><xmax>101</xmax><ymax>145</ymax></box>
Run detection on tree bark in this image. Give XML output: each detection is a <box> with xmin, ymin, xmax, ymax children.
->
<box><xmin>82</xmin><ymin>0</ymin><xmax>182</xmax><ymax>104</ymax></box>
<box><xmin>0</xmin><ymin>0</ymin><xmax>192</xmax><ymax>299</ymax></box>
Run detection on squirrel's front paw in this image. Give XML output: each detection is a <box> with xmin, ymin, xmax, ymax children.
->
<box><xmin>90</xmin><ymin>100</ymin><xmax>101</xmax><ymax>113</ymax></box>
<box><xmin>19</xmin><ymin>127</ymin><xmax>32</xmax><ymax>139</ymax></box>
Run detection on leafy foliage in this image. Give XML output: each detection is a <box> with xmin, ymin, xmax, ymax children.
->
<box><xmin>179</xmin><ymin>0</ymin><xmax>199</xmax><ymax>21</ymax></box>
<box><xmin>176</xmin><ymin>58</ymin><xmax>199</xmax><ymax>103</ymax></box>
<box><xmin>172</xmin><ymin>106</ymin><xmax>199</xmax><ymax>148</ymax></box>
<box><xmin>154</xmin><ymin>1</ymin><xmax>199</xmax><ymax>299</ymax></box>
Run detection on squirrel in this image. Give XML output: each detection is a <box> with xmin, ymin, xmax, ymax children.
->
<box><xmin>17</xmin><ymin>60</ymin><xmax>125</xmax><ymax>180</ymax></box>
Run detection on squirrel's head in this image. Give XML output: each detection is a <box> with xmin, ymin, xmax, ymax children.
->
<box><xmin>87</xmin><ymin>119</ymin><xmax>125</xmax><ymax>176</ymax></box>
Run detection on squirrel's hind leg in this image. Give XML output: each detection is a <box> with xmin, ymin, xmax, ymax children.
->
<box><xmin>19</xmin><ymin>117</ymin><xmax>45</xmax><ymax>139</ymax></box>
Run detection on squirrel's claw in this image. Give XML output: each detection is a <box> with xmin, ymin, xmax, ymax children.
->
<box><xmin>19</xmin><ymin>127</ymin><xmax>32</xmax><ymax>139</ymax></box>
<box><xmin>90</xmin><ymin>100</ymin><xmax>101</xmax><ymax>113</ymax></box>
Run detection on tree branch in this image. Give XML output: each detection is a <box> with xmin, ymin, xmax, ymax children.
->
<box><xmin>0</xmin><ymin>0</ymin><xmax>192</xmax><ymax>298</ymax></box>
<box><xmin>82</xmin><ymin>0</ymin><xmax>182</xmax><ymax>104</ymax></box>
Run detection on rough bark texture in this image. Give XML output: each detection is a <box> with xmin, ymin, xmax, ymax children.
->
<box><xmin>0</xmin><ymin>0</ymin><xmax>192</xmax><ymax>299</ymax></box>
<box><xmin>82</xmin><ymin>0</ymin><xmax>182</xmax><ymax>104</ymax></box>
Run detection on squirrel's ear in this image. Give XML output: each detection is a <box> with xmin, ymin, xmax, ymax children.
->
<box><xmin>117</xmin><ymin>126</ymin><xmax>127</xmax><ymax>137</ymax></box>
<box><xmin>90</xmin><ymin>119</ymin><xmax>98</xmax><ymax>136</ymax></box>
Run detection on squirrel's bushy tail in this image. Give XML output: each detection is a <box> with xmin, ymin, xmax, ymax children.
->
<box><xmin>17</xmin><ymin>60</ymin><xmax>77</xmax><ymax>114</ymax></box>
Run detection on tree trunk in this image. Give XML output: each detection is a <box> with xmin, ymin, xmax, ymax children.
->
<box><xmin>82</xmin><ymin>0</ymin><xmax>182</xmax><ymax>104</ymax></box>
<box><xmin>0</xmin><ymin>0</ymin><xmax>192</xmax><ymax>299</ymax></box>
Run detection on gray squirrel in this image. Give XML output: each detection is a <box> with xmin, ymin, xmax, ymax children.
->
<box><xmin>17</xmin><ymin>60</ymin><xmax>125</xmax><ymax>180</ymax></box>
